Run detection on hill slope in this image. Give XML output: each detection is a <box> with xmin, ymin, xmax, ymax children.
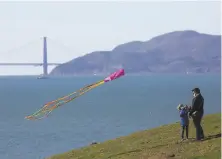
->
<box><xmin>47</xmin><ymin>113</ymin><xmax>221</xmax><ymax>159</ymax></box>
<box><xmin>50</xmin><ymin>30</ymin><xmax>221</xmax><ymax>75</ymax></box>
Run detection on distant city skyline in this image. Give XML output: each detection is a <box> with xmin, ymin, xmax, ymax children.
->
<box><xmin>0</xmin><ymin>1</ymin><xmax>221</xmax><ymax>75</ymax></box>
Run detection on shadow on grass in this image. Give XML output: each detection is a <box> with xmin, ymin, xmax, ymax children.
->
<box><xmin>189</xmin><ymin>133</ymin><xmax>221</xmax><ymax>142</ymax></box>
<box><xmin>203</xmin><ymin>133</ymin><xmax>221</xmax><ymax>141</ymax></box>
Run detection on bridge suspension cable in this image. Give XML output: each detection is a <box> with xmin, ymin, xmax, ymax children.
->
<box><xmin>1</xmin><ymin>38</ymin><xmax>42</xmax><ymax>56</ymax></box>
<box><xmin>0</xmin><ymin>37</ymin><xmax>64</xmax><ymax>76</ymax></box>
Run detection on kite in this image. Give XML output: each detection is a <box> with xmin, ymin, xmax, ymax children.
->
<box><xmin>25</xmin><ymin>68</ymin><xmax>125</xmax><ymax>120</ymax></box>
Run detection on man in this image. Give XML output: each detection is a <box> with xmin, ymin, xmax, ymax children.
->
<box><xmin>189</xmin><ymin>87</ymin><xmax>205</xmax><ymax>141</ymax></box>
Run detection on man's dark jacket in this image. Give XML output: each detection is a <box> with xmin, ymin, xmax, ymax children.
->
<box><xmin>189</xmin><ymin>94</ymin><xmax>204</xmax><ymax>116</ymax></box>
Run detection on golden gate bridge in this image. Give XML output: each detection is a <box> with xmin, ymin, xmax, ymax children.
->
<box><xmin>0</xmin><ymin>37</ymin><xmax>73</xmax><ymax>78</ymax></box>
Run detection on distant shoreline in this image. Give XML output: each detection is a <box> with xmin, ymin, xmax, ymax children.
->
<box><xmin>0</xmin><ymin>72</ymin><xmax>220</xmax><ymax>77</ymax></box>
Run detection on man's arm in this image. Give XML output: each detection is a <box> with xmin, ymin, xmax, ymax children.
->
<box><xmin>189</xmin><ymin>97</ymin><xmax>199</xmax><ymax>116</ymax></box>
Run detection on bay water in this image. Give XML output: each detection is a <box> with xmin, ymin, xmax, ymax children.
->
<box><xmin>0</xmin><ymin>74</ymin><xmax>220</xmax><ymax>159</ymax></box>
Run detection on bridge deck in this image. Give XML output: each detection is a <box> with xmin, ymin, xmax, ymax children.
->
<box><xmin>0</xmin><ymin>63</ymin><xmax>61</xmax><ymax>66</ymax></box>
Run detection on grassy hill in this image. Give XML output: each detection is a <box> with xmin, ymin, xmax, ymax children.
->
<box><xmin>47</xmin><ymin>113</ymin><xmax>221</xmax><ymax>159</ymax></box>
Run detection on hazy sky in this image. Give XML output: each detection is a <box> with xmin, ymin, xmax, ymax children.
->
<box><xmin>0</xmin><ymin>0</ymin><xmax>221</xmax><ymax>75</ymax></box>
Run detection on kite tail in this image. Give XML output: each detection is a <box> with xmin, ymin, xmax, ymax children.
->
<box><xmin>25</xmin><ymin>80</ymin><xmax>105</xmax><ymax>120</ymax></box>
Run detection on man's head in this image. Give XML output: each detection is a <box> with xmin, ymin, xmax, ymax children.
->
<box><xmin>192</xmin><ymin>87</ymin><xmax>200</xmax><ymax>97</ymax></box>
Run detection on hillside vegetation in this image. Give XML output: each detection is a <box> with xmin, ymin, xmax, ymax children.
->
<box><xmin>47</xmin><ymin>113</ymin><xmax>221</xmax><ymax>159</ymax></box>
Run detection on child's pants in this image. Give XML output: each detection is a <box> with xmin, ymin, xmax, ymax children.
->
<box><xmin>181</xmin><ymin>125</ymin><xmax>189</xmax><ymax>139</ymax></box>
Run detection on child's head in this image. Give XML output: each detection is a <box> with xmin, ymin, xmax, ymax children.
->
<box><xmin>177</xmin><ymin>104</ymin><xmax>184</xmax><ymax>110</ymax></box>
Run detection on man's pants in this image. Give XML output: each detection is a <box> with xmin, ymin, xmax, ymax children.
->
<box><xmin>181</xmin><ymin>125</ymin><xmax>189</xmax><ymax>139</ymax></box>
<box><xmin>192</xmin><ymin>112</ymin><xmax>204</xmax><ymax>140</ymax></box>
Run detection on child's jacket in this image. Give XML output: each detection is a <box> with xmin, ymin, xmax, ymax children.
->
<box><xmin>179</xmin><ymin>109</ymin><xmax>189</xmax><ymax>126</ymax></box>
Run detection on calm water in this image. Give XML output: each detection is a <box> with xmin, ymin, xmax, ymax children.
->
<box><xmin>0</xmin><ymin>74</ymin><xmax>221</xmax><ymax>159</ymax></box>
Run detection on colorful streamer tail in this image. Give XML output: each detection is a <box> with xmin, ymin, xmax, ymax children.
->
<box><xmin>25</xmin><ymin>69</ymin><xmax>125</xmax><ymax>120</ymax></box>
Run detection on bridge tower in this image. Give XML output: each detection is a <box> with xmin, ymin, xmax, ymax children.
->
<box><xmin>43</xmin><ymin>37</ymin><xmax>48</xmax><ymax>76</ymax></box>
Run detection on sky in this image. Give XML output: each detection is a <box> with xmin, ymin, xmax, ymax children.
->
<box><xmin>0</xmin><ymin>0</ymin><xmax>221</xmax><ymax>75</ymax></box>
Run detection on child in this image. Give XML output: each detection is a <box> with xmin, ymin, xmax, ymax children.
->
<box><xmin>177</xmin><ymin>104</ymin><xmax>189</xmax><ymax>140</ymax></box>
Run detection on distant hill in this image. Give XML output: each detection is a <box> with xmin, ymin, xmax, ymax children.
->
<box><xmin>50</xmin><ymin>30</ymin><xmax>221</xmax><ymax>75</ymax></box>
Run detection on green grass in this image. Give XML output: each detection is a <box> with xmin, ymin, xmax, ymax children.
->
<box><xmin>47</xmin><ymin>113</ymin><xmax>221</xmax><ymax>159</ymax></box>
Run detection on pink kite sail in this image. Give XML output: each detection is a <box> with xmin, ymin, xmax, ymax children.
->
<box><xmin>104</xmin><ymin>68</ymin><xmax>125</xmax><ymax>82</ymax></box>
